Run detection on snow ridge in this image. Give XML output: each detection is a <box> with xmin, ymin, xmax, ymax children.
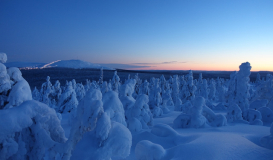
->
<box><xmin>40</xmin><ymin>60</ymin><xmax>61</xmax><ymax>69</ymax></box>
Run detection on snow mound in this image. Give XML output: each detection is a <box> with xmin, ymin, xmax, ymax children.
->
<box><xmin>135</xmin><ymin>140</ymin><xmax>165</xmax><ymax>160</ymax></box>
<box><xmin>41</xmin><ymin>59</ymin><xmax>114</xmax><ymax>70</ymax></box>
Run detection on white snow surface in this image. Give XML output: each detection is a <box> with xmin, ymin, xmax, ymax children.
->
<box><xmin>129</xmin><ymin>111</ymin><xmax>273</xmax><ymax>160</ymax></box>
<box><xmin>58</xmin><ymin>109</ymin><xmax>273</xmax><ymax>160</ymax></box>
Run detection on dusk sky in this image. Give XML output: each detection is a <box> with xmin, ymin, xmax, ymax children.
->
<box><xmin>0</xmin><ymin>0</ymin><xmax>272</xmax><ymax>71</ymax></box>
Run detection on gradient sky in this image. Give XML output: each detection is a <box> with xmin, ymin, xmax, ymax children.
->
<box><xmin>0</xmin><ymin>0</ymin><xmax>273</xmax><ymax>71</ymax></box>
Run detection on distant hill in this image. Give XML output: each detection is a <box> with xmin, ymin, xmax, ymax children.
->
<box><xmin>5</xmin><ymin>62</ymin><xmax>46</xmax><ymax>68</ymax></box>
<box><xmin>5</xmin><ymin>59</ymin><xmax>114</xmax><ymax>70</ymax></box>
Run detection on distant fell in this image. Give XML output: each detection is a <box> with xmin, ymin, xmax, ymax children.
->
<box><xmin>6</xmin><ymin>59</ymin><xmax>114</xmax><ymax>70</ymax></box>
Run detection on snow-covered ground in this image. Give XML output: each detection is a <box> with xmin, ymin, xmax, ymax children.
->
<box><xmin>1</xmin><ymin>53</ymin><xmax>273</xmax><ymax>160</ymax></box>
<box><xmin>60</xmin><ymin>110</ymin><xmax>273</xmax><ymax>160</ymax></box>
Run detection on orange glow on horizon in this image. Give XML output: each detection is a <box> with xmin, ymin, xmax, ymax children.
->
<box><xmin>128</xmin><ymin>63</ymin><xmax>273</xmax><ymax>72</ymax></box>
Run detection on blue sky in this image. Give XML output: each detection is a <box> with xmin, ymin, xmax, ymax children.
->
<box><xmin>0</xmin><ymin>0</ymin><xmax>272</xmax><ymax>71</ymax></box>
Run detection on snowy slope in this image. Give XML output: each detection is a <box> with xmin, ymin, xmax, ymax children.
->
<box><xmin>41</xmin><ymin>60</ymin><xmax>114</xmax><ymax>70</ymax></box>
<box><xmin>6</xmin><ymin>60</ymin><xmax>114</xmax><ymax>70</ymax></box>
<box><xmin>5</xmin><ymin>62</ymin><xmax>46</xmax><ymax>68</ymax></box>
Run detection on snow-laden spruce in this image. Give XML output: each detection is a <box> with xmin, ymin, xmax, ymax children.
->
<box><xmin>52</xmin><ymin>80</ymin><xmax>62</xmax><ymax>105</ymax></box>
<box><xmin>162</xmin><ymin>82</ymin><xmax>175</xmax><ymax>111</ymax></box>
<box><xmin>174</xmin><ymin>96</ymin><xmax>226</xmax><ymax>128</ymax></box>
<box><xmin>208</xmin><ymin>79</ymin><xmax>216</xmax><ymax>101</ymax></box>
<box><xmin>149</xmin><ymin>78</ymin><xmax>163</xmax><ymax>117</ymax></box>
<box><xmin>216</xmin><ymin>77</ymin><xmax>225</xmax><ymax>103</ymax></box>
<box><xmin>40</xmin><ymin>76</ymin><xmax>53</xmax><ymax>106</ymax></box>
<box><xmin>226</xmin><ymin>71</ymin><xmax>237</xmax><ymax>104</ymax></box>
<box><xmin>133</xmin><ymin>73</ymin><xmax>142</xmax><ymax>98</ymax></box>
<box><xmin>53</xmin><ymin>89</ymin><xmax>132</xmax><ymax>160</ymax></box>
<box><xmin>102</xmin><ymin>90</ymin><xmax>127</xmax><ymax>126</ymax></box>
<box><xmin>127</xmin><ymin>94</ymin><xmax>153</xmax><ymax>132</ymax></box>
<box><xmin>0</xmin><ymin>100</ymin><xmax>66</xmax><ymax>160</ymax></box>
<box><xmin>226</xmin><ymin>103</ymin><xmax>245</xmax><ymax>123</ymax></box>
<box><xmin>181</xmin><ymin>70</ymin><xmax>196</xmax><ymax>102</ymax></box>
<box><xmin>58</xmin><ymin>81</ymin><xmax>78</xmax><ymax>114</ymax></box>
<box><xmin>139</xmin><ymin>80</ymin><xmax>149</xmax><ymax>95</ymax></box>
<box><xmin>5</xmin><ymin>67</ymin><xmax>32</xmax><ymax>109</ymax></box>
<box><xmin>235</xmin><ymin>62</ymin><xmax>252</xmax><ymax>112</ymax></box>
<box><xmin>75</xmin><ymin>83</ymin><xmax>85</xmax><ymax>101</ymax></box>
<box><xmin>173</xmin><ymin>96</ymin><xmax>207</xmax><ymax>128</ymax></box>
<box><xmin>112</xmin><ymin>71</ymin><xmax>120</xmax><ymax>93</ymax></box>
<box><xmin>0</xmin><ymin>63</ymin><xmax>12</xmax><ymax>109</ymax></box>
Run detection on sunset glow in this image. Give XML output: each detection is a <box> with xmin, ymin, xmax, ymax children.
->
<box><xmin>1</xmin><ymin>0</ymin><xmax>272</xmax><ymax>71</ymax></box>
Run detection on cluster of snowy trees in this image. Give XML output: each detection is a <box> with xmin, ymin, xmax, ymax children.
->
<box><xmin>1</xmin><ymin>52</ymin><xmax>273</xmax><ymax>159</ymax></box>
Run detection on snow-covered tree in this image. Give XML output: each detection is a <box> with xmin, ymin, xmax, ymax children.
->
<box><xmin>108</xmin><ymin>79</ymin><xmax>112</xmax><ymax>91</ymax></box>
<box><xmin>208</xmin><ymin>79</ymin><xmax>216</xmax><ymax>101</ymax></box>
<box><xmin>127</xmin><ymin>94</ymin><xmax>153</xmax><ymax>132</ymax></box>
<box><xmin>172</xmin><ymin>75</ymin><xmax>180</xmax><ymax>104</ymax></box>
<box><xmin>226</xmin><ymin>71</ymin><xmax>237</xmax><ymax>104</ymax></box>
<box><xmin>112</xmin><ymin>71</ymin><xmax>120</xmax><ymax>93</ymax></box>
<box><xmin>226</xmin><ymin>103</ymin><xmax>245</xmax><ymax>123</ymax></box>
<box><xmin>75</xmin><ymin>83</ymin><xmax>85</xmax><ymax>101</ymax></box>
<box><xmin>199</xmin><ymin>79</ymin><xmax>208</xmax><ymax>100</ymax></box>
<box><xmin>195</xmin><ymin>73</ymin><xmax>203</xmax><ymax>96</ymax></box>
<box><xmin>54</xmin><ymin>89</ymin><xmax>132</xmax><ymax>160</ymax></box>
<box><xmin>173</xmin><ymin>96</ymin><xmax>206</xmax><ymax>128</ymax></box>
<box><xmin>98</xmin><ymin>67</ymin><xmax>103</xmax><ymax>87</ymax></box>
<box><xmin>250</xmin><ymin>75</ymin><xmax>273</xmax><ymax>105</ymax></box>
<box><xmin>32</xmin><ymin>87</ymin><xmax>41</xmax><ymax>101</ymax></box>
<box><xmin>181</xmin><ymin>70</ymin><xmax>196</xmax><ymax>101</ymax></box>
<box><xmin>0</xmin><ymin>100</ymin><xmax>66</xmax><ymax>160</ymax></box>
<box><xmin>235</xmin><ymin>62</ymin><xmax>252</xmax><ymax>112</ymax></box>
<box><xmin>5</xmin><ymin>67</ymin><xmax>32</xmax><ymax>109</ymax></box>
<box><xmin>179</xmin><ymin>75</ymin><xmax>186</xmax><ymax>96</ymax></box>
<box><xmin>58</xmin><ymin>81</ymin><xmax>78</xmax><ymax>114</ymax></box>
<box><xmin>174</xmin><ymin>95</ymin><xmax>183</xmax><ymax>111</ymax></box>
<box><xmin>216</xmin><ymin>77</ymin><xmax>225</xmax><ymax>103</ymax></box>
<box><xmin>202</xmin><ymin>104</ymin><xmax>227</xmax><ymax>127</ymax></box>
<box><xmin>101</xmin><ymin>81</ymin><xmax>108</xmax><ymax>95</ymax></box>
<box><xmin>71</xmin><ymin>79</ymin><xmax>76</xmax><ymax>90</ymax></box>
<box><xmin>139</xmin><ymin>80</ymin><xmax>149</xmax><ymax>95</ymax></box>
<box><xmin>242</xmin><ymin>109</ymin><xmax>263</xmax><ymax>125</ymax></box>
<box><xmin>102</xmin><ymin>91</ymin><xmax>127</xmax><ymax>126</ymax></box>
<box><xmin>40</xmin><ymin>76</ymin><xmax>53</xmax><ymax>106</ymax></box>
<box><xmin>162</xmin><ymin>83</ymin><xmax>175</xmax><ymax>111</ymax></box>
<box><xmin>84</xmin><ymin>79</ymin><xmax>91</xmax><ymax>92</ymax></box>
<box><xmin>133</xmin><ymin>73</ymin><xmax>142</xmax><ymax>98</ymax></box>
<box><xmin>160</xmin><ymin>75</ymin><xmax>167</xmax><ymax>93</ymax></box>
<box><xmin>119</xmin><ymin>79</ymin><xmax>136</xmax><ymax>122</ymax></box>
<box><xmin>149</xmin><ymin>79</ymin><xmax>163</xmax><ymax>117</ymax></box>
<box><xmin>256</xmin><ymin>73</ymin><xmax>262</xmax><ymax>85</ymax></box>
<box><xmin>0</xmin><ymin>62</ymin><xmax>11</xmax><ymax>109</ymax></box>
<box><xmin>52</xmin><ymin>80</ymin><xmax>62</xmax><ymax>103</ymax></box>
<box><xmin>257</xmin><ymin>107</ymin><xmax>273</xmax><ymax>123</ymax></box>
